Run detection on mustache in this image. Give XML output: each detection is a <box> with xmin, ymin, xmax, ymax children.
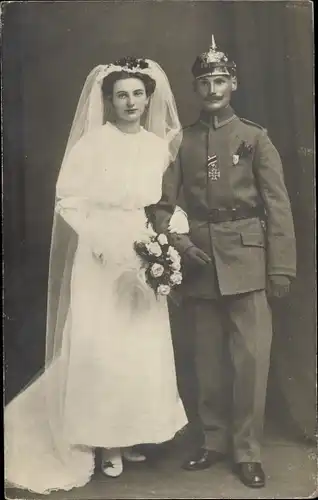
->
<box><xmin>205</xmin><ymin>96</ymin><xmax>224</xmax><ymax>102</ymax></box>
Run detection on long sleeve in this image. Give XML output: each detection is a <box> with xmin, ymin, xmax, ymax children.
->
<box><xmin>152</xmin><ymin>154</ymin><xmax>194</xmax><ymax>254</ymax></box>
<box><xmin>55</xmin><ymin>138</ymin><xmax>106</xmax><ymax>252</ymax></box>
<box><xmin>254</xmin><ymin>130</ymin><xmax>297</xmax><ymax>278</ymax></box>
<box><xmin>55</xmin><ymin>197</ymin><xmax>93</xmax><ymax>241</ymax></box>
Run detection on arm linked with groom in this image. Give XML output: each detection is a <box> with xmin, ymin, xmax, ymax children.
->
<box><xmin>151</xmin><ymin>36</ymin><xmax>296</xmax><ymax>489</ymax></box>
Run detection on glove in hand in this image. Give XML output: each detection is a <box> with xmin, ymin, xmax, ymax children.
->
<box><xmin>267</xmin><ymin>275</ymin><xmax>291</xmax><ymax>298</ymax></box>
<box><xmin>168</xmin><ymin>207</ymin><xmax>189</xmax><ymax>234</ymax></box>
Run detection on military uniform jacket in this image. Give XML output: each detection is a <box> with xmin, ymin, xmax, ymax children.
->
<box><xmin>153</xmin><ymin>106</ymin><xmax>296</xmax><ymax>299</ymax></box>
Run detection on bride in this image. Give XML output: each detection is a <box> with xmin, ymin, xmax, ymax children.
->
<box><xmin>4</xmin><ymin>56</ymin><xmax>189</xmax><ymax>494</ymax></box>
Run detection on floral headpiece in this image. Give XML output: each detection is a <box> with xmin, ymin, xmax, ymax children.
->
<box><xmin>192</xmin><ymin>35</ymin><xmax>236</xmax><ymax>79</ymax></box>
<box><xmin>96</xmin><ymin>57</ymin><xmax>151</xmax><ymax>83</ymax></box>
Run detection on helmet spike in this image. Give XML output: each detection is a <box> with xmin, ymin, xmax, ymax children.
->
<box><xmin>211</xmin><ymin>34</ymin><xmax>217</xmax><ymax>51</ymax></box>
<box><xmin>192</xmin><ymin>35</ymin><xmax>236</xmax><ymax>79</ymax></box>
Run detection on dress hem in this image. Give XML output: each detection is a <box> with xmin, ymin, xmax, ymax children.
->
<box><xmin>69</xmin><ymin>419</ymin><xmax>188</xmax><ymax>449</ymax></box>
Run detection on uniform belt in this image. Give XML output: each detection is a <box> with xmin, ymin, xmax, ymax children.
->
<box><xmin>195</xmin><ymin>205</ymin><xmax>264</xmax><ymax>223</ymax></box>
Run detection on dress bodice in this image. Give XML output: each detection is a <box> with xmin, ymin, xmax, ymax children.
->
<box><xmin>56</xmin><ymin>123</ymin><xmax>171</xmax><ymax>261</ymax></box>
<box><xmin>57</xmin><ymin>122</ymin><xmax>170</xmax><ymax>211</ymax></box>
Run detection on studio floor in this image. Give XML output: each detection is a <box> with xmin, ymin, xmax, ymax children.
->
<box><xmin>6</xmin><ymin>423</ymin><xmax>317</xmax><ymax>500</ymax></box>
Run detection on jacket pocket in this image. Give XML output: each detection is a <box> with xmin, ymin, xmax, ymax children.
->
<box><xmin>240</xmin><ymin>231</ymin><xmax>265</xmax><ymax>247</ymax></box>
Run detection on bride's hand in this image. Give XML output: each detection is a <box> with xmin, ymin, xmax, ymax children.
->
<box><xmin>92</xmin><ymin>244</ymin><xmax>107</xmax><ymax>265</ymax></box>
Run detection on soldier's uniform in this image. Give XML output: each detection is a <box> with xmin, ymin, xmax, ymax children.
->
<box><xmin>153</xmin><ymin>40</ymin><xmax>296</xmax><ymax>464</ymax></box>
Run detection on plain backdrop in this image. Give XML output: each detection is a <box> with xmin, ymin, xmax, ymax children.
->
<box><xmin>3</xmin><ymin>0</ymin><xmax>315</xmax><ymax>440</ymax></box>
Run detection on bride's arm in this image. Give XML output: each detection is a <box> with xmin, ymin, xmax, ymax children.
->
<box><xmin>56</xmin><ymin>197</ymin><xmax>107</xmax><ymax>263</ymax></box>
<box><xmin>55</xmin><ymin>139</ymin><xmax>107</xmax><ymax>259</ymax></box>
<box><xmin>55</xmin><ymin>196</ymin><xmax>90</xmax><ymax>237</ymax></box>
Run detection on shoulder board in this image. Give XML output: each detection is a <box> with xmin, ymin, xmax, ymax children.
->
<box><xmin>239</xmin><ymin>118</ymin><xmax>265</xmax><ymax>131</ymax></box>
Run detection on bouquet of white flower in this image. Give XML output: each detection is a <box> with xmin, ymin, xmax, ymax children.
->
<box><xmin>134</xmin><ymin>233</ymin><xmax>183</xmax><ymax>297</ymax></box>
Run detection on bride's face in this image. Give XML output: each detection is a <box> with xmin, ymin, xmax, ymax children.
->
<box><xmin>112</xmin><ymin>77</ymin><xmax>149</xmax><ymax>123</ymax></box>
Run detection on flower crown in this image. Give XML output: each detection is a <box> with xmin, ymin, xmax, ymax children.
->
<box><xmin>112</xmin><ymin>56</ymin><xmax>149</xmax><ymax>71</ymax></box>
<box><xmin>96</xmin><ymin>57</ymin><xmax>150</xmax><ymax>83</ymax></box>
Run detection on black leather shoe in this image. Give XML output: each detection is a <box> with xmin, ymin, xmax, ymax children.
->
<box><xmin>182</xmin><ymin>448</ymin><xmax>225</xmax><ymax>471</ymax></box>
<box><xmin>235</xmin><ymin>462</ymin><xmax>265</xmax><ymax>488</ymax></box>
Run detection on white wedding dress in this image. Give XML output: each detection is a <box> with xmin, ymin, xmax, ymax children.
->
<box><xmin>5</xmin><ymin>122</ymin><xmax>187</xmax><ymax>494</ymax></box>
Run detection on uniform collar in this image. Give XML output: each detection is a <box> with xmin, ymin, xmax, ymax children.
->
<box><xmin>199</xmin><ymin>105</ymin><xmax>236</xmax><ymax>129</ymax></box>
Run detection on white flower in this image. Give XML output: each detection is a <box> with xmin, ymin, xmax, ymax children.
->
<box><xmin>157</xmin><ymin>234</ymin><xmax>168</xmax><ymax>246</ymax></box>
<box><xmin>150</xmin><ymin>263</ymin><xmax>164</xmax><ymax>278</ymax></box>
<box><xmin>157</xmin><ymin>284</ymin><xmax>171</xmax><ymax>296</ymax></box>
<box><xmin>146</xmin><ymin>242</ymin><xmax>162</xmax><ymax>257</ymax></box>
<box><xmin>171</xmin><ymin>261</ymin><xmax>181</xmax><ymax>271</ymax></box>
<box><xmin>169</xmin><ymin>271</ymin><xmax>182</xmax><ymax>285</ymax></box>
<box><xmin>167</xmin><ymin>246</ymin><xmax>181</xmax><ymax>263</ymax></box>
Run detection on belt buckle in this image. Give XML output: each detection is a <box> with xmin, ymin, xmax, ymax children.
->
<box><xmin>208</xmin><ymin>209</ymin><xmax>217</xmax><ymax>222</ymax></box>
<box><xmin>213</xmin><ymin>208</ymin><xmax>228</xmax><ymax>223</ymax></box>
<box><xmin>219</xmin><ymin>209</ymin><xmax>229</xmax><ymax>223</ymax></box>
<box><xmin>214</xmin><ymin>209</ymin><xmax>224</xmax><ymax>223</ymax></box>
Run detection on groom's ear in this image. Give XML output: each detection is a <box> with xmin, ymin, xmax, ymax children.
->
<box><xmin>231</xmin><ymin>76</ymin><xmax>238</xmax><ymax>92</ymax></box>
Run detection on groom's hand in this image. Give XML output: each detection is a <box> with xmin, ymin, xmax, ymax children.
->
<box><xmin>183</xmin><ymin>245</ymin><xmax>211</xmax><ymax>267</ymax></box>
<box><xmin>267</xmin><ymin>275</ymin><xmax>291</xmax><ymax>298</ymax></box>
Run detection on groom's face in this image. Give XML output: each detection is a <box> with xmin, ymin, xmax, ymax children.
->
<box><xmin>194</xmin><ymin>74</ymin><xmax>237</xmax><ymax>112</ymax></box>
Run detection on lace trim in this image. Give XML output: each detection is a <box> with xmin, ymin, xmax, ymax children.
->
<box><xmin>5</xmin><ymin>455</ymin><xmax>96</xmax><ymax>496</ymax></box>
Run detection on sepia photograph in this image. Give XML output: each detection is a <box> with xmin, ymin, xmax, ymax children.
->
<box><xmin>2</xmin><ymin>1</ymin><xmax>316</xmax><ymax>499</ymax></box>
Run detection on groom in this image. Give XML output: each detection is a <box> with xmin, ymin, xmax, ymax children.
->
<box><xmin>152</xmin><ymin>36</ymin><xmax>296</xmax><ymax>488</ymax></box>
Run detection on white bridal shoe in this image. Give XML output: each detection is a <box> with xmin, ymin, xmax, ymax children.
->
<box><xmin>122</xmin><ymin>446</ymin><xmax>147</xmax><ymax>463</ymax></box>
<box><xmin>101</xmin><ymin>448</ymin><xmax>123</xmax><ymax>477</ymax></box>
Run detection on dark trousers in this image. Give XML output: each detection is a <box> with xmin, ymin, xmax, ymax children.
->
<box><xmin>171</xmin><ymin>290</ymin><xmax>273</xmax><ymax>463</ymax></box>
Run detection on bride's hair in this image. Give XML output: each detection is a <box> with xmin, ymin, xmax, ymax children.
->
<box><xmin>101</xmin><ymin>57</ymin><xmax>156</xmax><ymax>99</ymax></box>
<box><xmin>102</xmin><ymin>72</ymin><xmax>156</xmax><ymax>99</ymax></box>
